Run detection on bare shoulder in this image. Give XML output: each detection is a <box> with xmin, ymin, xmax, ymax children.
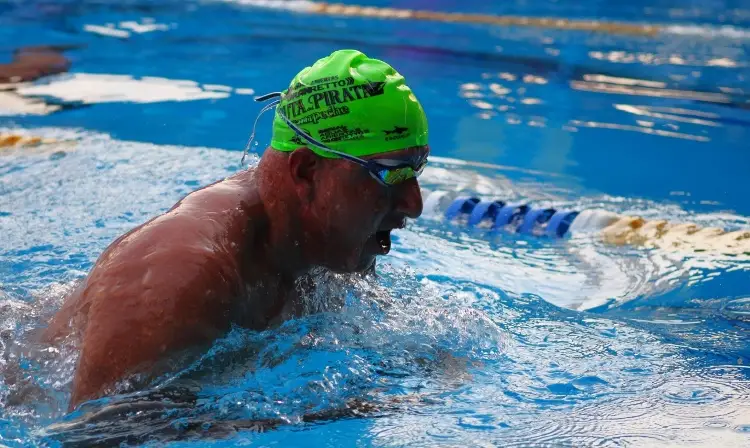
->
<box><xmin>89</xmin><ymin>172</ymin><xmax>259</xmax><ymax>314</ymax></box>
<box><xmin>59</xmin><ymin>172</ymin><xmax>263</xmax><ymax>406</ymax></box>
<box><xmin>44</xmin><ymin>171</ymin><xmax>261</xmax><ymax>344</ymax></box>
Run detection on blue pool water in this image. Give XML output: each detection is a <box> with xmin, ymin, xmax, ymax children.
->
<box><xmin>2</xmin><ymin>0</ymin><xmax>750</xmax><ymax>446</ymax></box>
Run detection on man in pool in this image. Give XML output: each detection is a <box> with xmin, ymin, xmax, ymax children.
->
<box><xmin>42</xmin><ymin>49</ymin><xmax>429</xmax><ymax>409</ymax></box>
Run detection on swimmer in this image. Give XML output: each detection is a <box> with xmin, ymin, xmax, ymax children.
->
<box><xmin>41</xmin><ymin>49</ymin><xmax>429</xmax><ymax>409</ymax></box>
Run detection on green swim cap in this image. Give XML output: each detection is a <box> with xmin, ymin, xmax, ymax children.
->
<box><xmin>270</xmin><ymin>49</ymin><xmax>428</xmax><ymax>158</ymax></box>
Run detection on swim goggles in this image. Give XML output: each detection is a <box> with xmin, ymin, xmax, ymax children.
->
<box><xmin>246</xmin><ymin>92</ymin><xmax>428</xmax><ymax>187</ymax></box>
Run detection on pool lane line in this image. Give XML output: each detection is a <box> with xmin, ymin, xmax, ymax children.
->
<box><xmin>238</xmin><ymin>1</ymin><xmax>660</xmax><ymax>36</ymax></box>
<box><xmin>236</xmin><ymin>1</ymin><xmax>750</xmax><ymax>39</ymax></box>
<box><xmin>314</xmin><ymin>3</ymin><xmax>660</xmax><ymax>36</ymax></box>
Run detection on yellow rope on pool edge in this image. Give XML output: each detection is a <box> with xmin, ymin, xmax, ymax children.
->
<box><xmin>0</xmin><ymin>133</ymin><xmax>61</xmax><ymax>149</ymax></box>
<box><xmin>599</xmin><ymin>214</ymin><xmax>750</xmax><ymax>255</ymax></box>
<box><xmin>308</xmin><ymin>2</ymin><xmax>661</xmax><ymax>37</ymax></box>
<box><xmin>1</xmin><ymin>134</ymin><xmax>45</xmax><ymax>147</ymax></box>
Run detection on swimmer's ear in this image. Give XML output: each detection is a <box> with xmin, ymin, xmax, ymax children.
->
<box><xmin>288</xmin><ymin>147</ymin><xmax>319</xmax><ymax>202</ymax></box>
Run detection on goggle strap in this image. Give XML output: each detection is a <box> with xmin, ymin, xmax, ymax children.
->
<box><xmin>254</xmin><ymin>91</ymin><xmax>283</xmax><ymax>102</ymax></box>
<box><xmin>241</xmin><ymin>97</ymin><xmax>281</xmax><ymax>167</ymax></box>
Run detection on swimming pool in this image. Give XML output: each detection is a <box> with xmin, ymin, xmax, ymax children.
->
<box><xmin>2</xmin><ymin>0</ymin><xmax>750</xmax><ymax>446</ymax></box>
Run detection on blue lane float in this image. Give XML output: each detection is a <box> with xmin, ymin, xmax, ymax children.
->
<box><xmin>467</xmin><ymin>200</ymin><xmax>504</xmax><ymax>227</ymax></box>
<box><xmin>494</xmin><ymin>203</ymin><xmax>529</xmax><ymax>229</ymax></box>
<box><xmin>517</xmin><ymin>207</ymin><xmax>556</xmax><ymax>235</ymax></box>
<box><xmin>443</xmin><ymin>196</ymin><xmax>580</xmax><ymax>237</ymax></box>
<box><xmin>444</xmin><ymin>197</ymin><xmax>480</xmax><ymax>220</ymax></box>
<box><xmin>545</xmin><ymin>210</ymin><xmax>580</xmax><ymax>237</ymax></box>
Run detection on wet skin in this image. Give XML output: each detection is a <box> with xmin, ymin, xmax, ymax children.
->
<box><xmin>41</xmin><ymin>145</ymin><xmax>428</xmax><ymax>409</ymax></box>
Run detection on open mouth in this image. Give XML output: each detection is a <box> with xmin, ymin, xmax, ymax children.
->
<box><xmin>371</xmin><ymin>218</ymin><xmax>404</xmax><ymax>256</ymax></box>
<box><xmin>375</xmin><ymin>230</ymin><xmax>392</xmax><ymax>254</ymax></box>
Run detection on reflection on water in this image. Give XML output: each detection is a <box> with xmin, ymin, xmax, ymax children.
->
<box><xmin>614</xmin><ymin>104</ymin><xmax>721</xmax><ymax>127</ymax></box>
<box><xmin>568</xmin><ymin>119</ymin><xmax>709</xmax><ymax>141</ymax></box>
<box><xmin>84</xmin><ymin>18</ymin><xmax>172</xmax><ymax>39</ymax></box>
<box><xmin>458</xmin><ymin>68</ymin><xmax>746</xmax><ymax>146</ymax></box>
<box><xmin>570</xmin><ymin>79</ymin><xmax>734</xmax><ymax>104</ymax></box>
<box><xmin>588</xmin><ymin>49</ymin><xmax>745</xmax><ymax>67</ymax></box>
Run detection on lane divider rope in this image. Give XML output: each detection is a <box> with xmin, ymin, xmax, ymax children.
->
<box><xmin>425</xmin><ymin>190</ymin><xmax>750</xmax><ymax>255</ymax></box>
<box><xmin>243</xmin><ymin>1</ymin><xmax>660</xmax><ymax>36</ymax></box>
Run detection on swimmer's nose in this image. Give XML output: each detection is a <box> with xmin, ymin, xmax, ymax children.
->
<box><xmin>393</xmin><ymin>178</ymin><xmax>423</xmax><ymax>219</ymax></box>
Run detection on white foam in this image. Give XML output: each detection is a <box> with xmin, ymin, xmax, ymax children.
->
<box><xmin>118</xmin><ymin>21</ymin><xmax>170</xmax><ymax>34</ymax></box>
<box><xmin>422</xmin><ymin>190</ymin><xmax>454</xmax><ymax>218</ymax></box>
<box><xmin>0</xmin><ymin>91</ymin><xmax>61</xmax><ymax>116</ymax></box>
<box><xmin>568</xmin><ymin>209</ymin><xmax>622</xmax><ymax>233</ymax></box>
<box><xmin>16</xmin><ymin>73</ymin><xmax>231</xmax><ymax>105</ymax></box>
<box><xmin>83</xmin><ymin>24</ymin><xmax>131</xmax><ymax>39</ymax></box>
<box><xmin>203</xmin><ymin>84</ymin><xmax>233</xmax><ymax>92</ymax></box>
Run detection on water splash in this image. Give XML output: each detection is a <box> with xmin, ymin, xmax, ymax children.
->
<box><xmin>30</xmin><ymin>265</ymin><xmax>507</xmax><ymax>446</ymax></box>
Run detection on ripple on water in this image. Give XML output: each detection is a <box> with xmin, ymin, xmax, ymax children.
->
<box><xmin>457</xmin><ymin>413</ymin><xmax>507</xmax><ymax>431</ymax></box>
<box><xmin>577</xmin><ymin>393</ymin><xmax>664</xmax><ymax>423</ymax></box>
<box><xmin>499</xmin><ymin>407</ymin><xmax>681</xmax><ymax>447</ymax></box>
<box><xmin>496</xmin><ymin>413</ymin><xmax>635</xmax><ymax>448</ymax></box>
<box><xmin>588</xmin><ymin>434</ymin><xmax>679</xmax><ymax>447</ymax></box>
<box><xmin>510</xmin><ymin>418</ymin><xmax>586</xmax><ymax>446</ymax></box>
<box><xmin>657</xmin><ymin>371</ymin><xmax>750</xmax><ymax>422</ymax></box>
